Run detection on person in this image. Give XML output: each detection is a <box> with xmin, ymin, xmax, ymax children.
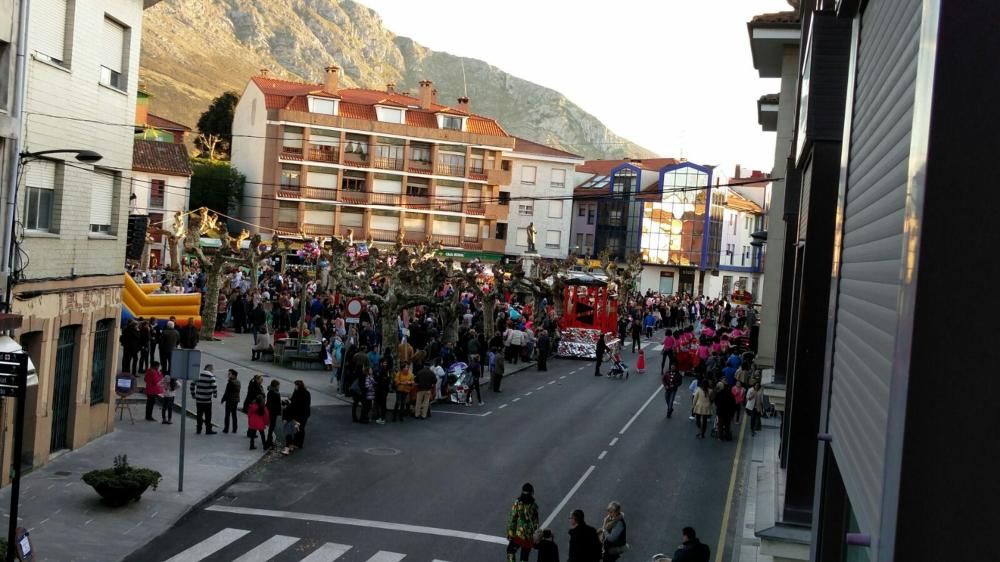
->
<box><xmin>671</xmin><ymin>526</ymin><xmax>710</xmax><ymax>562</ymax></box>
<box><xmin>393</xmin><ymin>362</ymin><xmax>415</xmax><ymax>422</ymax></box>
<box><xmin>506</xmin><ymin>483</ymin><xmax>540</xmax><ymax>562</ymax></box>
<box><xmin>600</xmin><ymin>501</ymin><xmax>628</xmax><ymax>562</ymax></box>
<box><xmin>265</xmin><ymin>380</ymin><xmax>282</xmax><ymax>448</ymax></box>
<box><xmin>505</xmin><ymin>325</ymin><xmax>526</xmax><ymax>364</ymax></box>
<box><xmin>158</xmin><ymin>320</ymin><xmax>181</xmax><ymax>375</ymax></box>
<box><xmin>644</xmin><ymin>311</ymin><xmax>656</xmax><ymax>339</ymax></box>
<box><xmin>662</xmin><ymin>364</ymin><xmax>683</xmax><ymax>419</ymax></box>
<box><xmin>492</xmin><ymin>348</ymin><xmax>506</xmax><ymax>392</ymax></box>
<box><xmin>746</xmin><ymin>381</ymin><xmax>763</xmax><ymax>435</ymax></box>
<box><xmin>289</xmin><ymin>380</ymin><xmax>311</xmax><ymax>448</ymax></box>
<box><xmin>594</xmin><ymin>334</ymin><xmax>607</xmax><ymax>377</ymax></box>
<box><xmin>180</xmin><ymin>318</ymin><xmax>200</xmax><ymax>349</ymax></box>
<box><xmin>714</xmin><ymin>381</ymin><xmax>736</xmax><ymax>441</ymax></box>
<box><xmin>533</xmin><ymin>529</ymin><xmax>559</xmax><ymax>562</ymax></box>
<box><xmin>660</xmin><ymin>329</ymin><xmax>675</xmax><ymax>372</ymax></box>
<box><xmin>120</xmin><ymin>320</ymin><xmax>141</xmax><ymax>375</ymax></box>
<box><xmin>243</xmin><ymin>373</ymin><xmax>264</xmax><ymax>413</ymax></box>
<box><xmin>732</xmin><ymin>380</ymin><xmax>746</xmax><ymax>425</ymax></box>
<box><xmin>630</xmin><ymin>318</ymin><xmax>642</xmax><ymax>353</ymax></box>
<box><xmin>467</xmin><ymin>354</ymin><xmax>484</xmax><ymax>406</ymax></box>
<box><xmin>143</xmin><ymin>361</ymin><xmax>163</xmax><ymax>421</ymax></box>
<box><xmin>191</xmin><ymin>364</ymin><xmax>219</xmax><ymax>435</ymax></box>
<box><xmin>251</xmin><ymin>327</ymin><xmax>272</xmax><ymax>361</ymax></box>
<box><xmin>373</xmin><ymin>364</ymin><xmax>390</xmax><ymax>424</ymax></box>
<box><xmin>246</xmin><ymin>395</ymin><xmax>269</xmax><ymax>450</ymax></box>
<box><xmin>567</xmin><ymin>509</ymin><xmax>602</xmax><ymax>562</ymax></box>
<box><xmin>360</xmin><ymin>368</ymin><xmax>375</xmax><ymax>424</ymax></box>
<box><xmin>414</xmin><ymin>363</ymin><xmax>436</xmax><ymax>419</ymax></box>
<box><xmin>221</xmin><ymin>369</ymin><xmax>241</xmax><ymax>434</ymax></box>
<box><xmin>159</xmin><ymin>370</ymin><xmax>176</xmax><ymax>424</ymax></box>
<box><xmin>536</xmin><ymin>330</ymin><xmax>550</xmax><ymax>372</ymax></box>
<box><xmin>692</xmin><ymin>378</ymin><xmax>713</xmax><ymax>439</ymax></box>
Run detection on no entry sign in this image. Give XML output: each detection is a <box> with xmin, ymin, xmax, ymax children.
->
<box><xmin>346</xmin><ymin>298</ymin><xmax>363</xmax><ymax>324</ymax></box>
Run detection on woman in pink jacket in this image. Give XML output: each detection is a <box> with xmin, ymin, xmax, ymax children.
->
<box><xmin>246</xmin><ymin>395</ymin><xmax>270</xmax><ymax>451</ymax></box>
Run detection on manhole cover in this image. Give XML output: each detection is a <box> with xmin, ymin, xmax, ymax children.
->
<box><xmin>54</xmin><ymin>471</ymin><xmax>72</xmax><ymax>476</ymax></box>
<box><xmin>364</xmin><ymin>447</ymin><xmax>401</xmax><ymax>456</ymax></box>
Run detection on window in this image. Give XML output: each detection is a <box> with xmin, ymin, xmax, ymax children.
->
<box><xmin>0</xmin><ymin>41</ymin><xmax>10</xmax><ymax>108</ymax></box>
<box><xmin>548</xmin><ymin>201</ymin><xmax>563</xmax><ymax>219</ymax></box>
<box><xmin>521</xmin><ymin>166</ymin><xmax>537</xmax><ymax>185</ymax></box>
<box><xmin>585</xmin><ymin>233</ymin><xmax>594</xmax><ymax>247</ymax></box>
<box><xmin>342</xmin><ymin>171</ymin><xmax>365</xmax><ymax>192</ymax></box>
<box><xmin>578</xmin><ymin>206</ymin><xmax>585</xmax><ymax>217</ymax></box>
<box><xmin>606</xmin><ymin>236</ymin><xmax>623</xmax><ymax>255</ymax></box>
<box><xmin>373</xmin><ymin>144</ymin><xmax>404</xmax><ymax>170</ymax></box>
<box><xmin>722</xmin><ymin>275</ymin><xmax>733</xmax><ymax>297</ymax></box>
<box><xmin>34</xmin><ymin>0</ymin><xmax>71</xmax><ymax>65</ymax></box>
<box><xmin>470</xmin><ymin>155</ymin><xmax>485</xmax><ymax>174</ymax></box>
<box><xmin>745</xmin><ymin>215</ymin><xmax>752</xmax><ymax>230</ymax></box>
<box><xmin>100</xmin><ymin>17</ymin><xmax>128</xmax><ymax>90</ymax></box>
<box><xmin>148</xmin><ymin>212</ymin><xmax>164</xmax><ymax>231</ymax></box>
<box><xmin>277</xmin><ymin>202</ymin><xmax>297</xmax><ymax>225</ymax></box>
<box><xmin>517</xmin><ymin>203</ymin><xmax>533</xmax><ymax>216</ymax></box>
<box><xmin>501</xmin><ymin>159</ymin><xmax>512</xmax><ymax>171</ymax></box>
<box><xmin>545</xmin><ymin>230</ymin><xmax>560</xmax><ymax>249</ymax></box>
<box><xmin>375</xmin><ymin>106</ymin><xmax>404</xmax><ymax>123</ymax></box>
<box><xmin>410</xmin><ymin>146</ymin><xmax>431</xmax><ymax>164</ymax></box>
<box><xmin>308</xmin><ymin>97</ymin><xmax>337</xmax><ymax>115</ymax></box>
<box><xmin>550</xmin><ymin>169</ymin><xmax>566</xmax><ymax>188</ymax></box>
<box><xmin>515</xmin><ymin>228</ymin><xmax>528</xmax><ymax>247</ymax></box>
<box><xmin>406</xmin><ymin>178</ymin><xmax>429</xmax><ymax>197</ymax></box>
<box><xmin>90</xmin><ymin>169</ymin><xmax>116</xmax><ymax>234</ymax></box>
<box><xmin>440</xmin><ymin>116</ymin><xmax>463</xmax><ymax>130</ymax></box>
<box><xmin>149</xmin><ymin>179</ymin><xmax>165</xmax><ymax>208</ymax></box>
<box><xmin>90</xmin><ymin>319</ymin><xmax>113</xmax><ymax>404</ymax></box>
<box><xmin>609</xmin><ymin>209</ymin><xmax>623</xmax><ymax>227</ymax></box>
<box><xmin>587</xmin><ymin>207</ymin><xmax>595</xmax><ymax>225</ymax></box>
<box><xmin>576</xmin><ymin>232</ymin><xmax>584</xmax><ymax>249</ymax></box>
<box><xmin>498</xmin><ymin>191</ymin><xmax>510</xmax><ymax>206</ymax></box>
<box><xmin>25</xmin><ymin>159</ymin><xmax>56</xmax><ymax>232</ymax></box>
<box><xmin>281</xmin><ymin>165</ymin><xmax>300</xmax><ymax>188</ymax></box>
<box><xmin>495</xmin><ymin>222</ymin><xmax>508</xmax><ymax>240</ymax></box>
<box><xmin>436</xmin><ymin>152</ymin><xmax>465</xmax><ymax>176</ymax></box>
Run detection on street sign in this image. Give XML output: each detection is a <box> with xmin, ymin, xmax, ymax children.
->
<box><xmin>2</xmin><ymin>352</ymin><xmax>29</xmax><ymax>562</ymax></box>
<box><xmin>170</xmin><ymin>349</ymin><xmax>202</xmax><ymax>380</ymax></box>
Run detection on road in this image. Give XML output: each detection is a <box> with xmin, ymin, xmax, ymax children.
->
<box><xmin>127</xmin><ymin>338</ymin><xmax>741</xmax><ymax>562</ymax></box>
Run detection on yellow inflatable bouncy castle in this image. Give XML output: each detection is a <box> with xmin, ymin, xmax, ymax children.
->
<box><xmin>121</xmin><ymin>274</ymin><xmax>202</xmax><ymax>328</ymax></box>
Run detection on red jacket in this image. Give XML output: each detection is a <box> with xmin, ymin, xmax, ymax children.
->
<box><xmin>144</xmin><ymin>369</ymin><xmax>163</xmax><ymax>397</ymax></box>
<box><xmin>247</xmin><ymin>404</ymin><xmax>270</xmax><ymax>431</ymax></box>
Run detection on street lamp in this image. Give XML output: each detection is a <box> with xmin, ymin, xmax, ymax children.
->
<box><xmin>1</xmin><ymin>147</ymin><xmax>102</xmax><ymax>562</ymax></box>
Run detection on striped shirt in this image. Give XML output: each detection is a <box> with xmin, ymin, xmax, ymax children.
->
<box><xmin>190</xmin><ymin>371</ymin><xmax>218</xmax><ymax>403</ymax></box>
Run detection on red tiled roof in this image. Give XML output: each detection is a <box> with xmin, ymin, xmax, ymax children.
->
<box><xmin>132</xmin><ymin>139</ymin><xmax>192</xmax><ymax>176</ymax></box>
<box><xmin>749</xmin><ymin>11</ymin><xmax>799</xmax><ymax>25</ymax></box>
<box><xmin>576</xmin><ymin>158</ymin><xmax>680</xmax><ymax>175</ymax></box>
<box><xmin>251</xmin><ymin>76</ymin><xmax>509</xmax><ymax>138</ymax></box>
<box><xmin>512</xmin><ymin>137</ymin><xmax>583</xmax><ymax>159</ymax></box>
<box><xmin>144</xmin><ymin>113</ymin><xmax>191</xmax><ymax>132</ymax></box>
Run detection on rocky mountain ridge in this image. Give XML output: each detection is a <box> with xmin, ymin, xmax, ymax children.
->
<box><xmin>138</xmin><ymin>0</ymin><xmax>656</xmax><ymax>160</ymax></box>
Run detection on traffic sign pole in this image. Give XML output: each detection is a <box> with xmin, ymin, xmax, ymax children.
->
<box><xmin>1</xmin><ymin>352</ymin><xmax>29</xmax><ymax>562</ymax></box>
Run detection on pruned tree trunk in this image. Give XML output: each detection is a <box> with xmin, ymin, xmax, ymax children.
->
<box><xmin>200</xmin><ymin>261</ymin><xmax>223</xmax><ymax>338</ymax></box>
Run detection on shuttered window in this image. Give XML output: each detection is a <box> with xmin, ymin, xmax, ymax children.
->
<box><xmin>404</xmin><ymin>216</ymin><xmax>426</xmax><ymax>231</ymax></box>
<box><xmin>277</xmin><ymin>202</ymin><xmax>297</xmax><ymax>224</ymax></box>
<box><xmin>548</xmin><ymin>200</ymin><xmax>563</xmax><ymax>219</ymax></box>
<box><xmin>370</xmin><ymin>212</ymin><xmax>399</xmax><ymax>231</ymax></box>
<box><xmin>303</xmin><ymin>204</ymin><xmax>334</xmax><ymax>226</ymax></box>
<box><xmin>100</xmin><ymin>17</ymin><xmax>127</xmax><ymax>90</ymax></box>
<box><xmin>25</xmin><ymin>160</ymin><xmax>57</xmax><ymax>232</ymax></box>
<box><xmin>373</xmin><ymin>178</ymin><xmax>402</xmax><ymax>194</ymax></box>
<box><xmin>33</xmin><ymin>0</ymin><xmax>68</xmax><ymax>64</ymax></box>
<box><xmin>521</xmin><ymin>166</ymin><xmax>537</xmax><ymax>185</ymax></box>
<box><xmin>89</xmin><ymin>169</ymin><xmax>116</xmax><ymax>233</ymax></box>
<box><xmin>550</xmin><ymin>168</ymin><xmax>566</xmax><ymax>188</ymax></box>
<box><xmin>432</xmin><ymin>218</ymin><xmax>460</xmax><ymax>236</ymax></box>
<box><xmin>283</xmin><ymin>127</ymin><xmax>304</xmax><ymax>148</ymax></box>
<box><xmin>463</xmin><ymin>220</ymin><xmax>479</xmax><ymax>238</ymax></box>
<box><xmin>828</xmin><ymin>0</ymin><xmax>920</xmax><ymax>542</ymax></box>
<box><xmin>340</xmin><ymin>211</ymin><xmax>363</xmax><ymax>227</ymax></box>
<box><xmin>309</xmin><ymin>170</ymin><xmax>337</xmax><ymax>189</ymax></box>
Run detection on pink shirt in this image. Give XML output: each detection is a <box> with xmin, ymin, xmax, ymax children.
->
<box><xmin>662</xmin><ymin>336</ymin><xmax>676</xmax><ymax>352</ymax></box>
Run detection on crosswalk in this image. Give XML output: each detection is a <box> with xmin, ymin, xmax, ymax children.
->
<box><xmin>162</xmin><ymin>528</ymin><xmax>456</xmax><ymax>562</ymax></box>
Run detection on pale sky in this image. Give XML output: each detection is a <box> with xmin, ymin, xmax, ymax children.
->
<box><xmin>357</xmin><ymin>0</ymin><xmax>793</xmax><ymax>176</ymax></box>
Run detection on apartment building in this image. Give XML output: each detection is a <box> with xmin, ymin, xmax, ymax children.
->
<box><xmin>500</xmin><ymin>137</ymin><xmax>583</xmax><ymax>259</ymax></box>
<box><xmin>701</xmin><ymin>188</ymin><xmax>764</xmax><ymax>300</ymax></box>
<box><xmin>0</xmin><ymin>0</ymin><xmax>159</xmax><ymax>481</ymax></box>
<box><xmin>231</xmin><ymin>66</ymin><xmax>515</xmax><ymax>262</ymax></box>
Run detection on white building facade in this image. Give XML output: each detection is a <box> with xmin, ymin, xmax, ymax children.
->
<box><xmin>500</xmin><ymin>138</ymin><xmax>583</xmax><ymax>259</ymax></box>
<box><xmin>130</xmin><ymin>139</ymin><xmax>192</xmax><ymax>268</ymax></box>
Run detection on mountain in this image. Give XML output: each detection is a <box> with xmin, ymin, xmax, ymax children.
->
<box><xmin>138</xmin><ymin>0</ymin><xmax>657</xmax><ymax>160</ymax></box>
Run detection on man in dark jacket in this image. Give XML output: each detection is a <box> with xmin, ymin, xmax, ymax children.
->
<box><xmin>180</xmin><ymin>318</ymin><xmax>200</xmax><ymax>349</ymax></box>
<box><xmin>567</xmin><ymin>509</ymin><xmax>601</xmax><ymax>562</ymax></box>
<box><xmin>120</xmin><ymin>320</ymin><xmax>141</xmax><ymax>374</ymax></box>
<box><xmin>714</xmin><ymin>383</ymin><xmax>737</xmax><ymax>441</ymax></box>
<box><xmin>594</xmin><ymin>334</ymin><xmax>607</xmax><ymax>377</ymax></box>
<box><xmin>414</xmin><ymin>365</ymin><xmax>436</xmax><ymax>419</ymax></box>
<box><xmin>672</xmin><ymin>526</ymin><xmax>710</xmax><ymax>562</ymax></box>
<box><xmin>536</xmin><ymin>330</ymin><xmax>550</xmax><ymax>371</ymax></box>
<box><xmin>158</xmin><ymin>321</ymin><xmax>181</xmax><ymax>375</ymax></box>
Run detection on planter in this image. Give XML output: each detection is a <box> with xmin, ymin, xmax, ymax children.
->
<box><xmin>91</xmin><ymin>483</ymin><xmax>151</xmax><ymax>506</ymax></box>
<box><xmin>82</xmin><ymin>455</ymin><xmax>161</xmax><ymax>507</ymax></box>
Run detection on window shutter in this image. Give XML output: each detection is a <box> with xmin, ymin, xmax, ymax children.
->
<box><xmin>283</xmin><ymin>130</ymin><xmax>304</xmax><ymax>148</ymax></box>
<box><xmin>25</xmin><ymin>160</ymin><xmax>56</xmax><ymax>190</ymax></box>
<box><xmin>310</xmin><ymin>171</ymin><xmax>337</xmax><ymax>189</ymax></box>
<box><xmin>463</xmin><ymin>221</ymin><xmax>479</xmax><ymax>238</ymax></box>
<box><xmin>33</xmin><ymin>0</ymin><xmax>67</xmax><ymax>61</ymax></box>
<box><xmin>551</xmin><ymin>168</ymin><xmax>566</xmax><ymax>187</ymax></box>
<box><xmin>548</xmin><ymin>200</ymin><xmax>563</xmax><ymax>218</ymax></box>
<box><xmin>89</xmin><ymin>170</ymin><xmax>115</xmax><ymax>228</ymax></box>
<box><xmin>373</xmin><ymin>178</ymin><xmax>402</xmax><ymax>194</ymax></box>
<box><xmin>515</xmin><ymin>228</ymin><xmax>528</xmax><ymax>246</ymax></box>
<box><xmin>521</xmin><ymin>166</ymin><xmax>537</xmax><ymax>184</ymax></box>
<box><xmin>101</xmin><ymin>18</ymin><xmax>125</xmax><ymax>73</ymax></box>
<box><xmin>370</xmin><ymin>213</ymin><xmax>399</xmax><ymax>231</ymax></box>
<box><xmin>432</xmin><ymin>218</ymin><xmax>460</xmax><ymax>236</ymax></box>
<box><xmin>340</xmin><ymin>211</ymin><xmax>363</xmax><ymax>227</ymax></box>
<box><xmin>546</xmin><ymin>230</ymin><xmax>560</xmax><ymax>246</ymax></box>
<box><xmin>404</xmin><ymin>216</ymin><xmax>426</xmax><ymax>231</ymax></box>
<box><xmin>303</xmin><ymin>205</ymin><xmax>334</xmax><ymax>226</ymax></box>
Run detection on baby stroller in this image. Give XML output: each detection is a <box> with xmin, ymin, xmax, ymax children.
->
<box><xmin>446</xmin><ymin>362</ymin><xmax>473</xmax><ymax>404</ymax></box>
<box><xmin>608</xmin><ymin>350</ymin><xmax>630</xmax><ymax>380</ymax></box>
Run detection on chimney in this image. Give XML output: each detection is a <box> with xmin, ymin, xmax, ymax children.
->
<box><xmin>135</xmin><ymin>91</ymin><xmax>150</xmax><ymax>126</ymax></box>
<box><xmin>259</xmin><ymin>68</ymin><xmax>270</xmax><ymax>76</ymax></box>
<box><xmin>324</xmin><ymin>65</ymin><xmax>341</xmax><ymax>93</ymax></box>
<box><xmin>418</xmin><ymin>80</ymin><xmax>434</xmax><ymax>109</ymax></box>
<box><xmin>734</xmin><ymin>164</ymin><xmax>742</xmax><ymax>178</ymax></box>
<box><xmin>386</xmin><ymin>83</ymin><xmax>396</xmax><ymax>94</ymax></box>
<box><xmin>457</xmin><ymin>96</ymin><xmax>470</xmax><ymax>113</ymax></box>
<box><xmin>431</xmin><ymin>88</ymin><xmax>438</xmax><ymax>105</ymax></box>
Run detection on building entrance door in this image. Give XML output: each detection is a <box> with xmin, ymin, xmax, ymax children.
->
<box><xmin>678</xmin><ymin>270</ymin><xmax>695</xmax><ymax>295</ymax></box>
<box><xmin>50</xmin><ymin>326</ymin><xmax>77</xmax><ymax>453</ymax></box>
<box><xmin>658</xmin><ymin>272</ymin><xmax>675</xmax><ymax>295</ymax></box>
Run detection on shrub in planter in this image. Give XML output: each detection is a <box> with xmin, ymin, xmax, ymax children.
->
<box><xmin>82</xmin><ymin>454</ymin><xmax>161</xmax><ymax>506</ymax></box>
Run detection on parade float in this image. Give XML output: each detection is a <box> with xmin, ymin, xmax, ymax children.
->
<box><xmin>557</xmin><ymin>272</ymin><xmax>620</xmax><ymax>359</ymax></box>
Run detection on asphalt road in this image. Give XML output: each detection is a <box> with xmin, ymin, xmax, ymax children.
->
<box><xmin>127</xmin><ymin>338</ymin><xmax>741</xmax><ymax>562</ymax></box>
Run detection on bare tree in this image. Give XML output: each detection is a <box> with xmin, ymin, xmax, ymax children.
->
<box><xmin>185</xmin><ymin>208</ymin><xmax>248</xmax><ymax>338</ymax></box>
<box><xmin>599</xmin><ymin>249</ymin><xmax>644</xmax><ymax>312</ymax></box>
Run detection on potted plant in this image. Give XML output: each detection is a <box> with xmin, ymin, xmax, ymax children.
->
<box><xmin>82</xmin><ymin>454</ymin><xmax>161</xmax><ymax>506</ymax></box>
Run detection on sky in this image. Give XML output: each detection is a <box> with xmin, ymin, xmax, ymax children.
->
<box><xmin>356</xmin><ymin>0</ymin><xmax>793</xmax><ymax>176</ymax></box>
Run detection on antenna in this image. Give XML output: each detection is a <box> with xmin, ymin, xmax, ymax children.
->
<box><xmin>461</xmin><ymin>59</ymin><xmax>468</xmax><ymax>97</ymax></box>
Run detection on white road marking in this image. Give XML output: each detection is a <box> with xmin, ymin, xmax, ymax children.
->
<box><xmin>483</xmin><ymin>411</ymin><xmax>493</xmax><ymax>417</ymax></box>
<box><xmin>559</xmin><ymin>375</ymin><xmax>567</xmax><ymax>379</ymax></box>
<box><xmin>365</xmin><ymin>552</ymin><xmax>406</xmax><ymax>562</ymax></box>
<box><xmin>164</xmin><ymin>528</ymin><xmax>251</xmax><ymax>562</ymax></box>
<box><xmin>431</xmin><ymin>560</ymin><xmax>454</xmax><ymax>562</ymax></box>
<box><xmin>524</xmin><ymin>391</ymin><xmax>533</xmax><ymax>396</ymax></box>
<box><xmin>598</xmin><ymin>450</ymin><xmax>608</xmax><ymax>460</ymax></box>
<box><xmin>609</xmin><ymin>437</ymin><xmax>619</xmax><ymax>447</ymax></box>
<box><xmin>548</xmin><ymin>380</ymin><xmax>556</xmax><ymax>385</ymax></box>
<box><xmin>205</xmin><ymin>505</ymin><xmax>508</xmax><ymax>545</ymax></box>
<box><xmin>618</xmin><ymin>387</ymin><xmax>662</xmax><ymax>435</ymax></box>
<box><xmin>233</xmin><ymin>534</ymin><xmax>299</xmax><ymax>562</ymax></box>
<box><xmin>433</xmin><ymin>410</ymin><xmax>489</xmax><ymax>417</ymax></box>
<box><xmin>512</xmin><ymin>397</ymin><xmax>521</xmax><ymax>402</ymax></box>
<box><xmin>299</xmin><ymin>542</ymin><xmax>352</xmax><ymax>561</ymax></box>
<box><xmin>541</xmin><ymin>465</ymin><xmax>596</xmax><ymax>529</ymax></box>
<box><xmin>498</xmin><ymin>404</ymin><xmax>508</xmax><ymax>409</ymax></box>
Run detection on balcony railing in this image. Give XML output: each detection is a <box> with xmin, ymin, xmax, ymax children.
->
<box><xmin>303</xmin><ymin>223</ymin><xmax>334</xmax><ymax>236</ymax></box>
<box><xmin>338</xmin><ymin>189</ymin><xmax>368</xmax><ymax>205</ymax></box>
<box><xmin>408</xmin><ymin>160</ymin><xmax>433</xmax><ymax>174</ymax></box>
<box><xmin>405</xmin><ymin>194</ymin><xmax>429</xmax><ymax>209</ymax></box>
<box><xmin>369</xmin><ymin>229</ymin><xmax>398</xmax><ymax>243</ymax></box>
<box><xmin>468</xmin><ymin>169</ymin><xmax>488</xmax><ymax>181</ymax></box>
<box><xmin>372</xmin><ymin>156</ymin><xmax>404</xmax><ymax>171</ymax></box>
<box><xmin>435</xmin><ymin>164</ymin><xmax>466</xmax><ymax>177</ymax></box>
<box><xmin>277</xmin><ymin>186</ymin><xmax>339</xmax><ymax>202</ymax></box>
<box><xmin>435</xmin><ymin>235</ymin><xmax>461</xmax><ymax>247</ymax></box>
<box><xmin>343</xmin><ymin>151</ymin><xmax>369</xmax><ymax>166</ymax></box>
<box><xmin>281</xmin><ymin>146</ymin><xmax>304</xmax><ymax>160</ymax></box>
<box><xmin>461</xmin><ymin>237</ymin><xmax>482</xmax><ymax>250</ymax></box>
<box><xmin>466</xmin><ymin>204</ymin><xmax>485</xmax><ymax>215</ymax></box>
<box><xmin>277</xmin><ymin>221</ymin><xmax>298</xmax><ymax>231</ymax></box>
<box><xmin>307</xmin><ymin>145</ymin><xmax>339</xmax><ymax>163</ymax></box>
<box><xmin>369</xmin><ymin>192</ymin><xmax>403</xmax><ymax>206</ymax></box>
<box><xmin>404</xmin><ymin>231</ymin><xmax>429</xmax><ymax>244</ymax></box>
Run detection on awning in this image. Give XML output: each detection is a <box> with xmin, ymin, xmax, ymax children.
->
<box><xmin>0</xmin><ymin>335</ymin><xmax>38</xmax><ymax>387</ymax></box>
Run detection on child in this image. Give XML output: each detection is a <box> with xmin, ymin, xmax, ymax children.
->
<box><xmin>247</xmin><ymin>395</ymin><xmax>270</xmax><ymax>450</ymax></box>
<box><xmin>533</xmin><ymin>529</ymin><xmax>559</xmax><ymax>562</ymax></box>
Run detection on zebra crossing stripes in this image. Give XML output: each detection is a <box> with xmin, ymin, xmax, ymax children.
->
<box><xmin>161</xmin><ymin>528</ymin><xmax>452</xmax><ymax>562</ymax></box>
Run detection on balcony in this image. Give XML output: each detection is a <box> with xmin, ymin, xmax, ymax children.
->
<box><xmin>277</xmin><ymin>221</ymin><xmax>298</xmax><ymax>231</ymax></box>
<box><xmin>435</xmin><ymin>234</ymin><xmax>461</xmax><ymax>248</ymax></box>
<box><xmin>303</xmin><ymin>223</ymin><xmax>334</xmax><ymax>236</ymax></box>
<box><xmin>372</xmin><ymin>156</ymin><xmax>404</xmax><ymax>171</ymax></box>
<box><xmin>338</xmin><ymin>189</ymin><xmax>369</xmax><ymax>205</ymax></box>
<box><xmin>435</xmin><ymin>164</ymin><xmax>466</xmax><ymax>177</ymax></box>
<box><xmin>280</xmin><ymin>146</ymin><xmax>304</xmax><ymax>160</ymax></box>
<box><xmin>277</xmin><ymin>186</ymin><xmax>338</xmax><ymax>202</ymax></box>
<box><xmin>466</xmin><ymin>204</ymin><xmax>485</xmax><ymax>215</ymax></box>
<box><xmin>461</xmin><ymin>237</ymin><xmax>482</xmax><ymax>250</ymax></box>
<box><xmin>483</xmin><ymin>239</ymin><xmax>506</xmax><ymax>253</ymax></box>
<box><xmin>405</xmin><ymin>194</ymin><xmax>429</xmax><ymax>209</ymax></box>
<box><xmin>369</xmin><ymin>229</ymin><xmax>399</xmax><ymax>243</ymax></box>
<box><xmin>487</xmin><ymin>168</ymin><xmax>512</xmax><ymax>185</ymax></box>
<box><xmin>403</xmin><ymin>231</ymin><xmax>429</xmax><ymax>245</ymax></box>
<box><xmin>484</xmin><ymin>202</ymin><xmax>507</xmax><ymax>219</ymax></box>
<box><xmin>307</xmin><ymin>145</ymin><xmax>339</xmax><ymax>163</ymax></box>
<box><xmin>468</xmin><ymin>168</ymin><xmax>488</xmax><ymax>182</ymax></box>
<box><xmin>343</xmin><ymin>151</ymin><xmax>369</xmax><ymax>167</ymax></box>
<box><xmin>368</xmin><ymin>192</ymin><xmax>403</xmax><ymax>206</ymax></box>
<box><xmin>408</xmin><ymin>160</ymin><xmax>433</xmax><ymax>175</ymax></box>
